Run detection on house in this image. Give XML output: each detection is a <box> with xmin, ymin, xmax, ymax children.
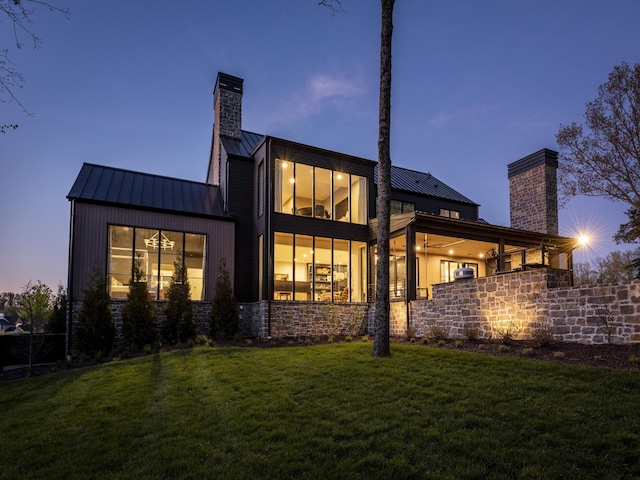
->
<box><xmin>66</xmin><ymin>72</ymin><xmax>576</xmax><ymax>342</ymax></box>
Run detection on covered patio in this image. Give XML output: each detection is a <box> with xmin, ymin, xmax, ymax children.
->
<box><xmin>369</xmin><ymin>211</ymin><xmax>578</xmax><ymax>300</ymax></box>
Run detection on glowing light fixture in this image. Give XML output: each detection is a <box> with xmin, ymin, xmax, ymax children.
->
<box><xmin>144</xmin><ymin>232</ymin><xmax>175</xmax><ymax>250</ymax></box>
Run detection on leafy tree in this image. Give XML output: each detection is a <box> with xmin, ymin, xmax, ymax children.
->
<box><xmin>572</xmin><ymin>248</ymin><xmax>640</xmax><ymax>285</ymax></box>
<box><xmin>18</xmin><ymin>280</ymin><xmax>52</xmax><ymax>371</ymax></box>
<box><xmin>46</xmin><ymin>283</ymin><xmax>67</xmax><ymax>334</ymax></box>
<box><xmin>75</xmin><ymin>266</ymin><xmax>114</xmax><ymax>357</ymax></box>
<box><xmin>557</xmin><ymin>62</ymin><xmax>640</xmax><ymax>243</ymax></box>
<box><xmin>572</xmin><ymin>262</ymin><xmax>597</xmax><ymax>286</ymax></box>
<box><xmin>320</xmin><ymin>0</ymin><xmax>395</xmax><ymax>356</ymax></box>
<box><xmin>122</xmin><ymin>257</ymin><xmax>156</xmax><ymax>351</ymax></box>
<box><xmin>1</xmin><ymin>0</ymin><xmax>70</xmax><ymax>114</ymax></box>
<box><xmin>161</xmin><ymin>251</ymin><xmax>195</xmax><ymax>345</ymax></box>
<box><xmin>209</xmin><ymin>258</ymin><xmax>238</xmax><ymax>340</ymax></box>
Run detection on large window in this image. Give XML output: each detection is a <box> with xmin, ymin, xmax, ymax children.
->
<box><xmin>274</xmin><ymin>159</ymin><xmax>367</xmax><ymax>224</ymax></box>
<box><xmin>108</xmin><ymin>226</ymin><xmax>206</xmax><ymax>300</ymax></box>
<box><xmin>273</xmin><ymin>232</ymin><xmax>366</xmax><ymax>302</ymax></box>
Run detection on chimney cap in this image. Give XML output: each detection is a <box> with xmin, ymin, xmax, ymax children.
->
<box><xmin>508</xmin><ymin>148</ymin><xmax>558</xmax><ymax>178</ymax></box>
<box><xmin>215</xmin><ymin>72</ymin><xmax>243</xmax><ymax>95</ymax></box>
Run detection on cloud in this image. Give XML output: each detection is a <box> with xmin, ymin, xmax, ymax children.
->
<box><xmin>264</xmin><ymin>72</ymin><xmax>368</xmax><ymax>129</ymax></box>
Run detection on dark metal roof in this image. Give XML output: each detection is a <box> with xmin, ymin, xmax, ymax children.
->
<box><xmin>221</xmin><ymin>130</ymin><xmax>265</xmax><ymax>157</ymax></box>
<box><xmin>67</xmin><ymin>163</ymin><xmax>226</xmax><ymax>217</ymax></box>
<box><xmin>375</xmin><ymin>165</ymin><xmax>478</xmax><ymax>206</ymax></box>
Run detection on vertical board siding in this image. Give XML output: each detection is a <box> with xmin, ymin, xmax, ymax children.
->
<box><xmin>70</xmin><ymin>202</ymin><xmax>234</xmax><ymax>300</ymax></box>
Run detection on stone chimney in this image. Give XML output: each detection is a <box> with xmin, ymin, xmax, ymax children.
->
<box><xmin>207</xmin><ymin>72</ymin><xmax>243</xmax><ymax>186</ymax></box>
<box><xmin>508</xmin><ymin>148</ymin><xmax>559</xmax><ymax>235</ymax></box>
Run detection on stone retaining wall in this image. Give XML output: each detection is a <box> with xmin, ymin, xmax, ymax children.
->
<box><xmin>374</xmin><ymin>269</ymin><xmax>640</xmax><ymax>345</ymax></box>
<box><xmin>69</xmin><ymin>269</ymin><xmax>640</xmax><ymax>349</ymax></box>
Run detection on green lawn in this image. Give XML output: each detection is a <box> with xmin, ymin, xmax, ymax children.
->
<box><xmin>1</xmin><ymin>343</ymin><xmax>639</xmax><ymax>479</ymax></box>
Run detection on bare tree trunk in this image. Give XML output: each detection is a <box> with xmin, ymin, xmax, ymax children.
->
<box><xmin>373</xmin><ymin>0</ymin><xmax>395</xmax><ymax>357</ymax></box>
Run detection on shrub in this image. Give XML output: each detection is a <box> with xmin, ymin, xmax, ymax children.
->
<box><xmin>530</xmin><ymin>324</ymin><xmax>555</xmax><ymax>347</ymax></box>
<box><xmin>76</xmin><ymin>266</ymin><xmax>115</xmax><ymax>357</ymax></box>
<box><xmin>429</xmin><ymin>324</ymin><xmax>449</xmax><ymax>342</ymax></box>
<box><xmin>122</xmin><ymin>258</ymin><xmax>156</xmax><ymax>351</ymax></box>
<box><xmin>161</xmin><ymin>251</ymin><xmax>195</xmax><ymax>345</ymax></box>
<box><xmin>494</xmin><ymin>322</ymin><xmax>519</xmax><ymax>345</ymax></box>
<box><xmin>462</xmin><ymin>321</ymin><xmax>480</xmax><ymax>342</ymax></box>
<box><xmin>195</xmin><ymin>334</ymin><xmax>211</xmax><ymax>346</ymax></box>
<box><xmin>209</xmin><ymin>258</ymin><xmax>239</xmax><ymax>340</ymax></box>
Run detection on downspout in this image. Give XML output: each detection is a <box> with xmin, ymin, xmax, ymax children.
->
<box><xmin>66</xmin><ymin>199</ymin><xmax>76</xmax><ymax>361</ymax></box>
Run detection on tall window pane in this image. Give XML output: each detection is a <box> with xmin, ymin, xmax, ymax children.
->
<box><xmin>351</xmin><ymin>241</ymin><xmax>367</xmax><ymax>303</ymax></box>
<box><xmin>156</xmin><ymin>231</ymin><xmax>183</xmax><ymax>300</ymax></box>
<box><xmin>275</xmin><ymin>159</ymin><xmax>293</xmax><ymax>214</ymax></box>
<box><xmin>185</xmin><ymin>233</ymin><xmax>205</xmax><ymax>301</ymax></box>
<box><xmin>334</xmin><ymin>171</ymin><xmax>349</xmax><ymax>222</ymax></box>
<box><xmin>295</xmin><ymin>164</ymin><xmax>314</xmax><ymax>216</ymax></box>
<box><xmin>313</xmin><ymin>237</ymin><xmax>332</xmax><ymax>301</ymax></box>
<box><xmin>258</xmin><ymin>161</ymin><xmax>264</xmax><ymax>217</ymax></box>
<box><xmin>351</xmin><ymin>175</ymin><xmax>367</xmax><ymax>225</ymax></box>
<box><xmin>390</xmin><ymin>235</ymin><xmax>406</xmax><ymax>298</ymax></box>
<box><xmin>108</xmin><ymin>226</ymin><xmax>133</xmax><ymax>298</ymax></box>
<box><xmin>334</xmin><ymin>239</ymin><xmax>349</xmax><ymax>301</ymax></box>
<box><xmin>135</xmin><ymin>228</ymin><xmax>156</xmax><ymax>297</ymax></box>
<box><xmin>315</xmin><ymin>167</ymin><xmax>332</xmax><ymax>219</ymax></box>
<box><xmin>274</xmin><ymin>232</ymin><xmax>293</xmax><ymax>300</ymax></box>
<box><xmin>294</xmin><ymin>235</ymin><xmax>313</xmax><ymax>300</ymax></box>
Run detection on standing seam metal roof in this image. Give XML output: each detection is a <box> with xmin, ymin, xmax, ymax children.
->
<box><xmin>67</xmin><ymin>163</ymin><xmax>225</xmax><ymax>217</ymax></box>
<box><xmin>375</xmin><ymin>164</ymin><xmax>478</xmax><ymax>205</ymax></box>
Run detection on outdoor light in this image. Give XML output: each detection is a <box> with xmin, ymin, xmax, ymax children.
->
<box><xmin>577</xmin><ymin>234</ymin><xmax>589</xmax><ymax>246</ymax></box>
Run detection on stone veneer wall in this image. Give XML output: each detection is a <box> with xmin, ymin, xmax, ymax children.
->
<box><xmin>509</xmin><ymin>161</ymin><xmax>559</xmax><ymax>235</ymax></box>
<box><xmin>69</xmin><ymin>299</ymin><xmax>368</xmax><ymax>354</ymax></box>
<box><xmin>240</xmin><ymin>301</ymin><xmax>369</xmax><ymax>338</ymax></box>
<box><xmin>375</xmin><ymin>269</ymin><xmax>640</xmax><ymax>345</ymax></box>
<box><xmin>69</xmin><ymin>270</ymin><xmax>640</xmax><ymax>352</ymax></box>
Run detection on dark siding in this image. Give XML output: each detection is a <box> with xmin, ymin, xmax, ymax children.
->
<box><xmin>227</xmin><ymin>155</ymin><xmax>256</xmax><ymax>302</ymax></box>
<box><xmin>69</xmin><ymin>202</ymin><xmax>234</xmax><ymax>300</ymax></box>
<box><xmin>271</xmin><ymin>214</ymin><xmax>369</xmax><ymax>242</ymax></box>
<box><xmin>391</xmin><ymin>190</ymin><xmax>479</xmax><ymax>221</ymax></box>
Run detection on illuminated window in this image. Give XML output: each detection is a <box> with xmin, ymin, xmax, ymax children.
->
<box><xmin>440</xmin><ymin>208</ymin><xmax>460</xmax><ymax>219</ymax></box>
<box><xmin>108</xmin><ymin>226</ymin><xmax>206</xmax><ymax>300</ymax></box>
<box><xmin>274</xmin><ymin>159</ymin><xmax>367</xmax><ymax>225</ymax></box>
<box><xmin>273</xmin><ymin>232</ymin><xmax>366</xmax><ymax>302</ymax></box>
<box><xmin>391</xmin><ymin>200</ymin><xmax>415</xmax><ymax>215</ymax></box>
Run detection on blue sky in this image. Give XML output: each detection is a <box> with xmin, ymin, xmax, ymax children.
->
<box><xmin>2</xmin><ymin>0</ymin><xmax>640</xmax><ymax>293</ymax></box>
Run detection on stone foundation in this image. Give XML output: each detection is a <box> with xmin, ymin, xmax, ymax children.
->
<box><xmin>68</xmin><ymin>269</ymin><xmax>640</xmax><ymax>351</ymax></box>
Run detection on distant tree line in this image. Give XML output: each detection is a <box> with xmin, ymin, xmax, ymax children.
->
<box><xmin>573</xmin><ymin>247</ymin><xmax>640</xmax><ymax>286</ymax></box>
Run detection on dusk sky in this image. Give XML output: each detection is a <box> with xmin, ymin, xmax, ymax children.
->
<box><xmin>2</xmin><ymin>0</ymin><xmax>640</xmax><ymax>293</ymax></box>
